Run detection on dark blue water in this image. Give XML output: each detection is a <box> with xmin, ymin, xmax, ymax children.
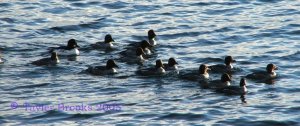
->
<box><xmin>0</xmin><ymin>0</ymin><xmax>300</xmax><ymax>125</ymax></box>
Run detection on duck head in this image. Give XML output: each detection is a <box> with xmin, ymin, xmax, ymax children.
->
<box><xmin>155</xmin><ymin>59</ymin><xmax>164</xmax><ymax>69</ymax></box>
<box><xmin>104</xmin><ymin>34</ymin><xmax>114</xmax><ymax>43</ymax></box>
<box><xmin>224</xmin><ymin>56</ymin><xmax>236</xmax><ymax>66</ymax></box>
<box><xmin>168</xmin><ymin>58</ymin><xmax>178</xmax><ymax>67</ymax></box>
<box><xmin>106</xmin><ymin>59</ymin><xmax>118</xmax><ymax>69</ymax></box>
<box><xmin>266</xmin><ymin>63</ymin><xmax>277</xmax><ymax>74</ymax></box>
<box><xmin>67</xmin><ymin>39</ymin><xmax>80</xmax><ymax>48</ymax></box>
<box><xmin>199</xmin><ymin>64</ymin><xmax>210</xmax><ymax>74</ymax></box>
<box><xmin>148</xmin><ymin>29</ymin><xmax>156</xmax><ymax>40</ymax></box>
<box><xmin>240</xmin><ymin>78</ymin><xmax>247</xmax><ymax>87</ymax></box>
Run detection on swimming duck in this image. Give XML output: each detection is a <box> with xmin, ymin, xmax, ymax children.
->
<box><xmin>217</xmin><ymin>78</ymin><xmax>247</xmax><ymax>95</ymax></box>
<box><xmin>209</xmin><ymin>56</ymin><xmax>236</xmax><ymax>73</ymax></box>
<box><xmin>32</xmin><ymin>52</ymin><xmax>59</xmax><ymax>66</ymax></box>
<box><xmin>126</xmin><ymin>29</ymin><xmax>157</xmax><ymax>48</ymax></box>
<box><xmin>202</xmin><ymin>73</ymin><xmax>231</xmax><ymax>89</ymax></box>
<box><xmin>87</xmin><ymin>59</ymin><xmax>119</xmax><ymax>75</ymax></box>
<box><xmin>136</xmin><ymin>47</ymin><xmax>146</xmax><ymax>63</ymax></box>
<box><xmin>246</xmin><ymin>63</ymin><xmax>278</xmax><ymax>80</ymax></box>
<box><xmin>163</xmin><ymin>58</ymin><xmax>178</xmax><ymax>71</ymax></box>
<box><xmin>155</xmin><ymin>59</ymin><xmax>166</xmax><ymax>74</ymax></box>
<box><xmin>198</xmin><ymin>64</ymin><xmax>210</xmax><ymax>80</ymax></box>
<box><xmin>148</xmin><ymin>29</ymin><xmax>157</xmax><ymax>46</ymax></box>
<box><xmin>137</xmin><ymin>59</ymin><xmax>166</xmax><ymax>75</ymax></box>
<box><xmin>140</xmin><ymin>40</ymin><xmax>153</xmax><ymax>55</ymax></box>
<box><xmin>120</xmin><ymin>40</ymin><xmax>153</xmax><ymax>59</ymax></box>
<box><xmin>49</xmin><ymin>39</ymin><xmax>80</xmax><ymax>56</ymax></box>
<box><xmin>92</xmin><ymin>34</ymin><xmax>115</xmax><ymax>49</ymax></box>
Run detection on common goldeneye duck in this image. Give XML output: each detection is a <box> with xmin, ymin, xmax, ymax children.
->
<box><xmin>87</xmin><ymin>59</ymin><xmax>119</xmax><ymax>75</ymax></box>
<box><xmin>136</xmin><ymin>47</ymin><xmax>146</xmax><ymax>62</ymax></box>
<box><xmin>198</xmin><ymin>64</ymin><xmax>210</xmax><ymax>80</ymax></box>
<box><xmin>155</xmin><ymin>59</ymin><xmax>166</xmax><ymax>74</ymax></box>
<box><xmin>163</xmin><ymin>58</ymin><xmax>178</xmax><ymax>71</ymax></box>
<box><xmin>203</xmin><ymin>73</ymin><xmax>231</xmax><ymax>89</ymax></box>
<box><xmin>217</xmin><ymin>78</ymin><xmax>248</xmax><ymax>95</ymax></box>
<box><xmin>148</xmin><ymin>29</ymin><xmax>157</xmax><ymax>46</ymax></box>
<box><xmin>246</xmin><ymin>63</ymin><xmax>278</xmax><ymax>80</ymax></box>
<box><xmin>93</xmin><ymin>34</ymin><xmax>115</xmax><ymax>49</ymax></box>
<box><xmin>209</xmin><ymin>56</ymin><xmax>236</xmax><ymax>73</ymax></box>
<box><xmin>140</xmin><ymin>40</ymin><xmax>153</xmax><ymax>55</ymax></box>
<box><xmin>136</xmin><ymin>59</ymin><xmax>166</xmax><ymax>75</ymax></box>
<box><xmin>32</xmin><ymin>52</ymin><xmax>59</xmax><ymax>66</ymax></box>
<box><xmin>50</xmin><ymin>39</ymin><xmax>80</xmax><ymax>56</ymax></box>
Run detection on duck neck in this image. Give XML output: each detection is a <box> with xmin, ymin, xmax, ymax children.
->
<box><xmin>223</xmin><ymin>81</ymin><xmax>230</xmax><ymax>86</ymax></box>
<box><xmin>51</xmin><ymin>56</ymin><xmax>58</xmax><ymax>61</ymax></box>
<box><xmin>137</xmin><ymin>55</ymin><xmax>144</xmax><ymax>60</ymax></box>
<box><xmin>200</xmin><ymin>73</ymin><xmax>209</xmax><ymax>79</ymax></box>
<box><xmin>241</xmin><ymin>86</ymin><xmax>247</xmax><ymax>93</ymax></box>
<box><xmin>226</xmin><ymin>64</ymin><xmax>233</xmax><ymax>69</ymax></box>
<box><xmin>270</xmin><ymin>71</ymin><xmax>276</xmax><ymax>76</ymax></box>
<box><xmin>149</xmin><ymin>38</ymin><xmax>156</xmax><ymax>46</ymax></box>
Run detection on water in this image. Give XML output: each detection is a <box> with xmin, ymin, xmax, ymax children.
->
<box><xmin>1</xmin><ymin>0</ymin><xmax>300</xmax><ymax>125</ymax></box>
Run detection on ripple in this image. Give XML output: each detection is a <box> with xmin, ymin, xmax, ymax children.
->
<box><xmin>0</xmin><ymin>3</ymin><xmax>12</xmax><ymax>7</ymax></box>
<box><xmin>42</xmin><ymin>7</ymin><xmax>73</xmax><ymax>14</ymax></box>
<box><xmin>102</xmin><ymin>1</ymin><xmax>129</xmax><ymax>9</ymax></box>
<box><xmin>155</xmin><ymin>113</ymin><xmax>206</xmax><ymax>121</ymax></box>
<box><xmin>218</xmin><ymin>119</ymin><xmax>298</xmax><ymax>126</ymax></box>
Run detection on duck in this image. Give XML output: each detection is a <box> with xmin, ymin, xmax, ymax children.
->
<box><xmin>246</xmin><ymin>63</ymin><xmax>278</xmax><ymax>80</ymax></box>
<box><xmin>202</xmin><ymin>73</ymin><xmax>231</xmax><ymax>89</ymax></box>
<box><xmin>155</xmin><ymin>59</ymin><xmax>166</xmax><ymax>74</ymax></box>
<box><xmin>92</xmin><ymin>34</ymin><xmax>115</xmax><ymax>49</ymax></box>
<box><xmin>49</xmin><ymin>39</ymin><xmax>80</xmax><ymax>56</ymax></box>
<box><xmin>163</xmin><ymin>58</ymin><xmax>178</xmax><ymax>71</ymax></box>
<box><xmin>140</xmin><ymin>40</ymin><xmax>153</xmax><ymax>55</ymax></box>
<box><xmin>209</xmin><ymin>56</ymin><xmax>236</xmax><ymax>73</ymax></box>
<box><xmin>86</xmin><ymin>59</ymin><xmax>119</xmax><ymax>75</ymax></box>
<box><xmin>148</xmin><ymin>29</ymin><xmax>157</xmax><ymax>46</ymax></box>
<box><xmin>119</xmin><ymin>47</ymin><xmax>147</xmax><ymax>65</ymax></box>
<box><xmin>120</xmin><ymin>40</ymin><xmax>153</xmax><ymax>59</ymax></box>
<box><xmin>125</xmin><ymin>29</ymin><xmax>157</xmax><ymax>48</ymax></box>
<box><xmin>32</xmin><ymin>52</ymin><xmax>59</xmax><ymax>66</ymax></box>
<box><xmin>136</xmin><ymin>47</ymin><xmax>146</xmax><ymax>63</ymax></box>
<box><xmin>137</xmin><ymin>59</ymin><xmax>166</xmax><ymax>75</ymax></box>
<box><xmin>198</xmin><ymin>64</ymin><xmax>210</xmax><ymax>80</ymax></box>
<box><xmin>217</xmin><ymin>78</ymin><xmax>248</xmax><ymax>95</ymax></box>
